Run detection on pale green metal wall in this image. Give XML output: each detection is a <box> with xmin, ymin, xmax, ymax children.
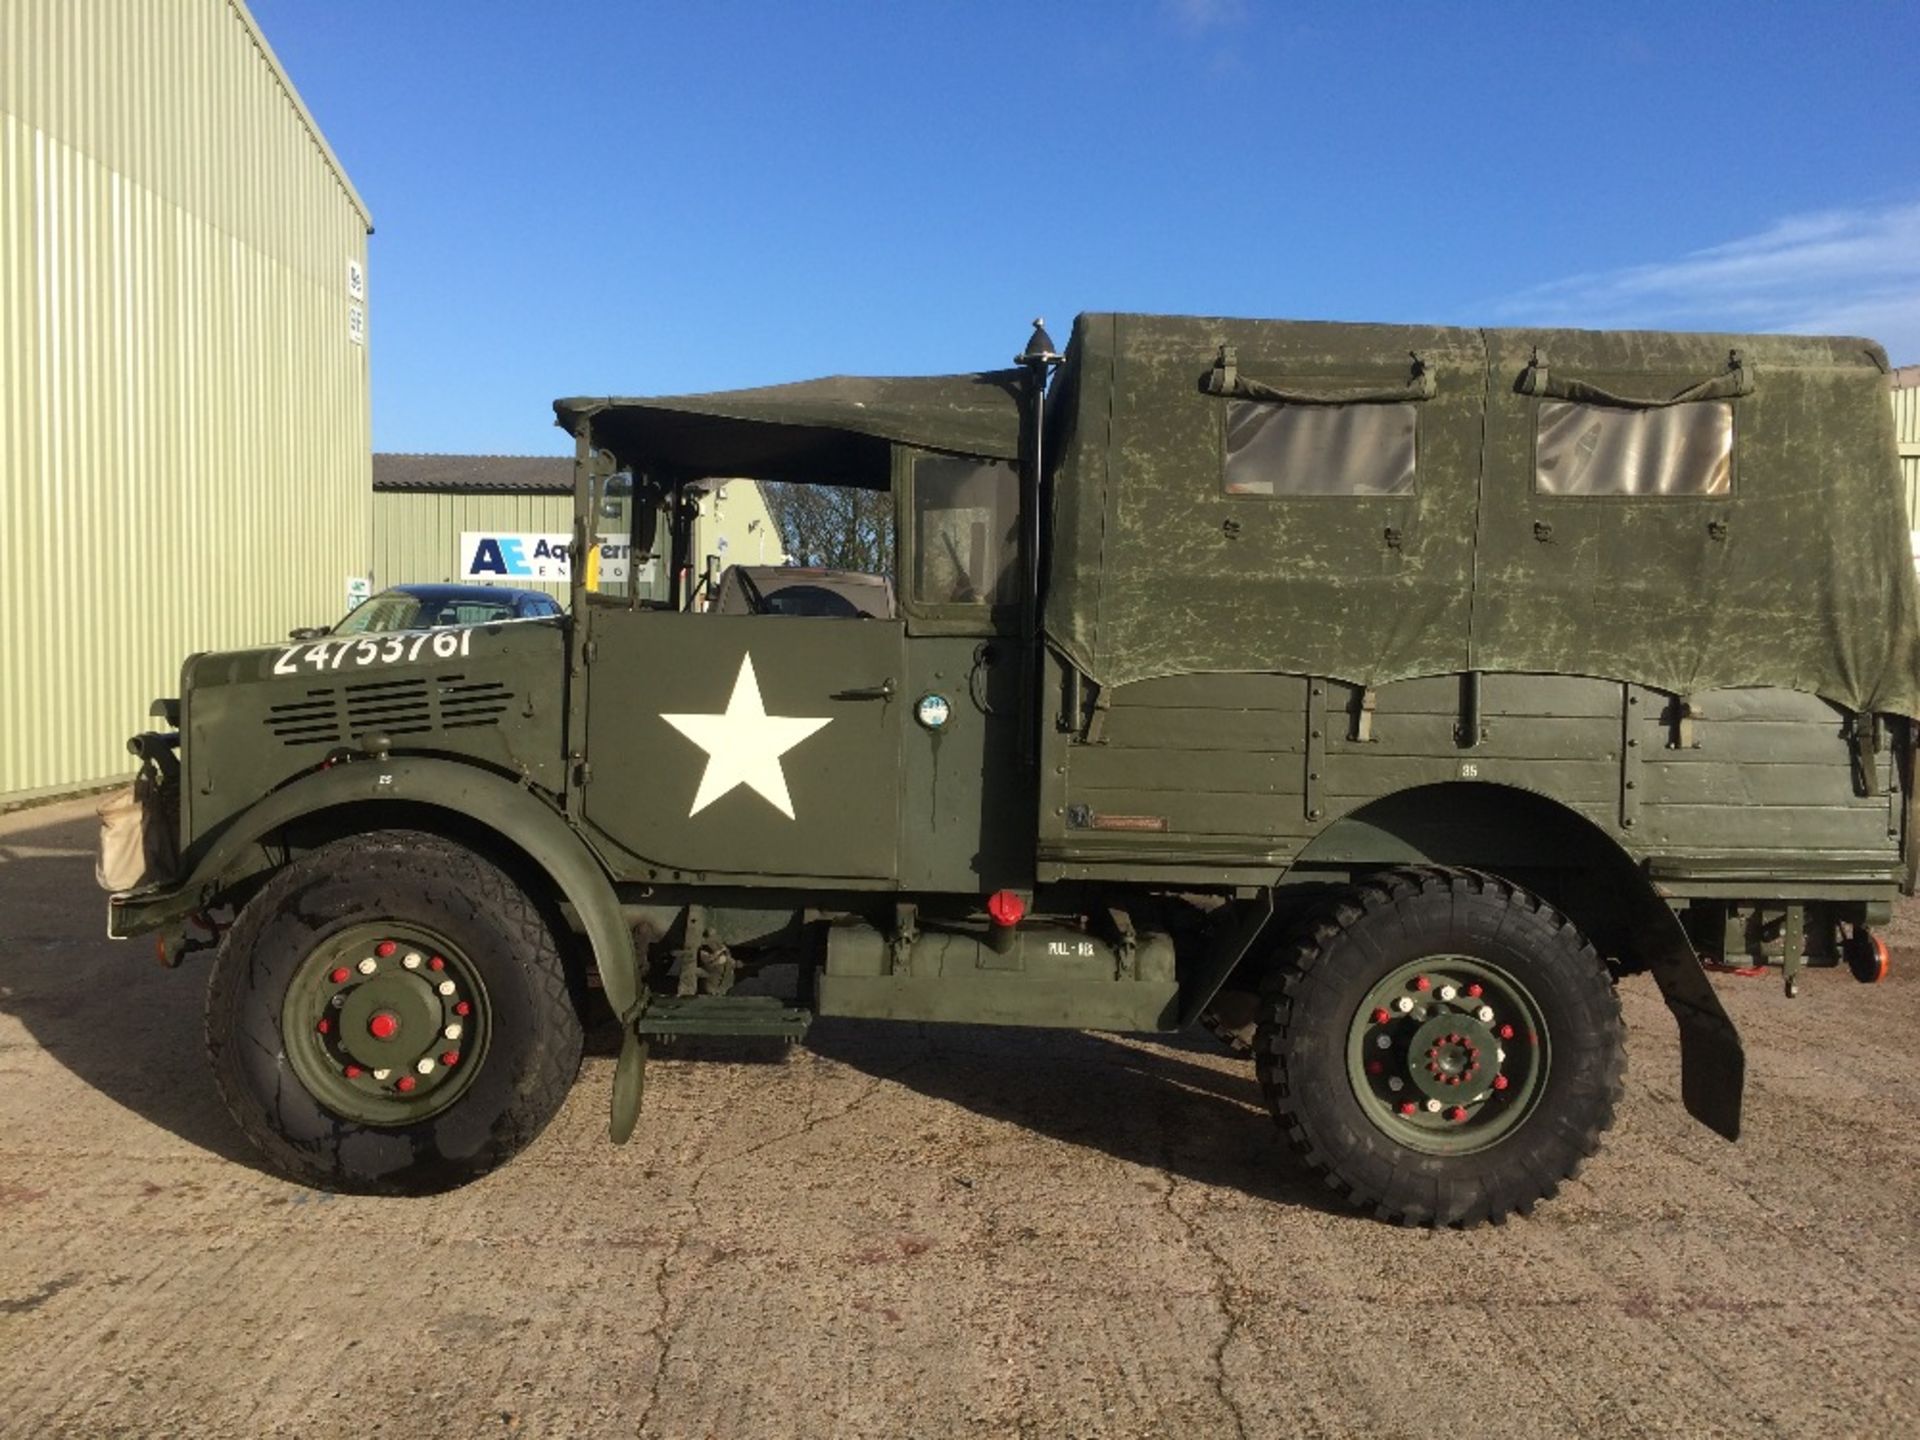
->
<box><xmin>1894</xmin><ymin>373</ymin><xmax>1919</xmax><ymax>535</ymax></box>
<box><xmin>372</xmin><ymin>491</ymin><xmax>574</xmax><ymax>602</ymax></box>
<box><xmin>693</xmin><ymin>479</ymin><xmax>787</xmax><ymax>570</ymax></box>
<box><xmin>1</xmin><ymin>0</ymin><xmax>372</xmax><ymax>802</ymax></box>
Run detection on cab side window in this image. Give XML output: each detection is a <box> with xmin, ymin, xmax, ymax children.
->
<box><xmin>912</xmin><ymin>456</ymin><xmax>1020</xmax><ymax>607</ymax></box>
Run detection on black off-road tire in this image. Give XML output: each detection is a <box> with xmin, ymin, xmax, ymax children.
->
<box><xmin>1255</xmin><ymin>867</ymin><xmax>1625</xmax><ymax>1227</ymax></box>
<box><xmin>206</xmin><ymin>830</ymin><xmax>583</xmax><ymax>1194</ymax></box>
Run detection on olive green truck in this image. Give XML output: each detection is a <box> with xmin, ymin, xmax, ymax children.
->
<box><xmin>105</xmin><ymin>313</ymin><xmax>1918</xmax><ymax>1227</ymax></box>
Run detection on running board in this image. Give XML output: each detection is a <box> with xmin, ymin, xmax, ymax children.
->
<box><xmin>635</xmin><ymin>995</ymin><xmax>813</xmax><ymax>1039</ymax></box>
<box><xmin>611</xmin><ymin>996</ymin><xmax>814</xmax><ymax>1145</ymax></box>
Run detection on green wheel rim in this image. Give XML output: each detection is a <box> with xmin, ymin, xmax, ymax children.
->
<box><xmin>1344</xmin><ymin>954</ymin><xmax>1550</xmax><ymax>1156</ymax></box>
<box><xmin>281</xmin><ymin>921</ymin><xmax>492</xmax><ymax>1127</ymax></box>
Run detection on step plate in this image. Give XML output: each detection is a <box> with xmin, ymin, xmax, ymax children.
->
<box><xmin>634</xmin><ymin>997</ymin><xmax>813</xmax><ymax>1040</ymax></box>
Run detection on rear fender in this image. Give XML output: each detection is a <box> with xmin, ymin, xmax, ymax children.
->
<box><xmin>111</xmin><ymin>758</ymin><xmax>640</xmax><ymax>1019</ymax></box>
<box><xmin>1293</xmin><ymin>782</ymin><xmax>1745</xmax><ymax>1139</ymax></box>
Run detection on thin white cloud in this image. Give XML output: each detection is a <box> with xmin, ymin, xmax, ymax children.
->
<box><xmin>1498</xmin><ymin>200</ymin><xmax>1920</xmax><ymax>364</ymax></box>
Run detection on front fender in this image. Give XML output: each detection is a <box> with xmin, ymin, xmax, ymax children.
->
<box><xmin>109</xmin><ymin>759</ymin><xmax>640</xmax><ymax>1018</ymax></box>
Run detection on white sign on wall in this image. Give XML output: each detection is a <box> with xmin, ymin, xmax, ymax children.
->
<box><xmin>461</xmin><ymin>532</ymin><xmax>574</xmax><ymax>581</ymax></box>
<box><xmin>347</xmin><ymin>304</ymin><xmax>365</xmax><ymax>346</ymax></box>
<box><xmin>346</xmin><ymin>259</ymin><xmax>365</xmax><ymax>300</ymax></box>
<box><xmin>459</xmin><ymin>533</ymin><xmax>642</xmax><ymax>584</ymax></box>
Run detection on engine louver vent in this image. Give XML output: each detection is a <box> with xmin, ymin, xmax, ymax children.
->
<box><xmin>436</xmin><ymin>675</ymin><xmax>514</xmax><ymax>730</ymax></box>
<box><xmin>266</xmin><ymin>690</ymin><xmax>342</xmax><ymax>747</ymax></box>
<box><xmin>266</xmin><ymin>669</ymin><xmax>516</xmax><ymax>746</ymax></box>
<box><xmin>344</xmin><ymin>677</ymin><xmax>434</xmax><ymax>737</ymax></box>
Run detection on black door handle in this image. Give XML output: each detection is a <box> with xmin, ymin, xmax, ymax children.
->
<box><xmin>832</xmin><ymin>678</ymin><xmax>896</xmax><ymax>702</ymax></box>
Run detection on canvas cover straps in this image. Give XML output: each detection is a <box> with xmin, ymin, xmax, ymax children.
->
<box><xmin>1517</xmin><ymin>347</ymin><xmax>1754</xmax><ymax>407</ymax></box>
<box><xmin>1201</xmin><ymin>345</ymin><xmax>1437</xmax><ymax>405</ymax></box>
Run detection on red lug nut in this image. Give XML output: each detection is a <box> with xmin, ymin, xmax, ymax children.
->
<box><xmin>1493</xmin><ymin>1075</ymin><xmax>1510</xmax><ymax>1091</ymax></box>
<box><xmin>441</xmin><ymin>1052</ymin><xmax>459</xmax><ymax>1067</ymax></box>
<box><xmin>1498</xmin><ymin>1024</ymin><xmax>1515</xmax><ymax>1040</ymax></box>
<box><xmin>1398</xmin><ymin>1101</ymin><xmax>1418</xmax><ymax>1116</ymax></box>
<box><xmin>1365</xmin><ymin>1059</ymin><xmax>1384</xmax><ymax>1076</ymax></box>
<box><xmin>1371</xmin><ymin>1007</ymin><xmax>1392</xmax><ymax>1025</ymax></box>
<box><xmin>343</xmin><ymin>1064</ymin><xmax>364</xmax><ymax>1079</ymax></box>
<box><xmin>396</xmin><ymin>1075</ymin><xmax>417</xmax><ymax>1093</ymax></box>
<box><xmin>368</xmin><ymin>1012</ymin><xmax>399</xmax><ymax>1041</ymax></box>
<box><xmin>1414</xmin><ymin>976</ymin><xmax>1431</xmax><ymax>992</ymax></box>
<box><xmin>375</xmin><ymin>941</ymin><xmax>396</xmax><ymax>958</ymax></box>
<box><xmin>1447</xmin><ymin>1106</ymin><xmax>1468</xmax><ymax>1123</ymax></box>
<box><xmin>454</xmin><ymin>1000</ymin><xmax>472</xmax><ymax>1017</ymax></box>
<box><xmin>429</xmin><ymin>956</ymin><xmax>445</xmax><ymax>971</ymax></box>
<box><xmin>316</xmin><ymin>1018</ymin><xmax>330</xmax><ymax>1035</ymax></box>
<box><xmin>1466</xmin><ymin>982</ymin><xmax>1483</xmax><ymax>998</ymax></box>
<box><xmin>329</xmin><ymin>967</ymin><xmax>350</xmax><ymax>984</ymax></box>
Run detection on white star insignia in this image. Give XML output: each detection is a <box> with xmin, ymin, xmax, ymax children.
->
<box><xmin>660</xmin><ymin>654</ymin><xmax>832</xmax><ymax>819</ymax></box>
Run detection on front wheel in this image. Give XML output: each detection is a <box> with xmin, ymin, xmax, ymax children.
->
<box><xmin>206</xmin><ymin>830</ymin><xmax>583</xmax><ymax>1193</ymax></box>
<box><xmin>1255</xmin><ymin>868</ymin><xmax>1624</xmax><ymax>1227</ymax></box>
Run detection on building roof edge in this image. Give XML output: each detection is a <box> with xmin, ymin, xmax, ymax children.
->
<box><xmin>227</xmin><ymin>0</ymin><xmax>374</xmax><ymax>233</ymax></box>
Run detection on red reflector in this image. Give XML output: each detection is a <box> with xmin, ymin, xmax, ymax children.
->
<box><xmin>986</xmin><ymin>890</ymin><xmax>1026</xmax><ymax>927</ymax></box>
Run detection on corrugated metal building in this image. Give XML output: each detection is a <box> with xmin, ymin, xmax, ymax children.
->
<box><xmin>373</xmin><ymin>455</ymin><xmax>574</xmax><ymax>602</ymax></box>
<box><xmin>1895</xmin><ymin>367</ymin><xmax>1919</xmax><ymax>551</ymax></box>
<box><xmin>2</xmin><ymin>0</ymin><xmax>372</xmax><ymax>804</ymax></box>
<box><xmin>372</xmin><ymin>454</ymin><xmax>786</xmax><ymax>602</ymax></box>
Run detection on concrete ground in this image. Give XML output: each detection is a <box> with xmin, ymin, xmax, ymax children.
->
<box><xmin>2</xmin><ymin>795</ymin><xmax>1917</xmax><ymax>1439</ymax></box>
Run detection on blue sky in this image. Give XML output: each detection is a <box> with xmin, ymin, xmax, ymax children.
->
<box><xmin>248</xmin><ymin>0</ymin><xmax>1920</xmax><ymax>456</ymax></box>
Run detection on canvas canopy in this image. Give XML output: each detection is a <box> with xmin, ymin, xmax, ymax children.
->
<box><xmin>554</xmin><ymin>313</ymin><xmax>1920</xmax><ymax>719</ymax></box>
<box><xmin>1045</xmin><ymin>313</ymin><xmax>1920</xmax><ymax>719</ymax></box>
<box><xmin>554</xmin><ymin>371</ymin><xmax>1024</xmax><ymax>486</ymax></box>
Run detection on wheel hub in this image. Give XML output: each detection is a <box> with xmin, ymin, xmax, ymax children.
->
<box><xmin>281</xmin><ymin>926</ymin><xmax>488</xmax><ymax>1126</ymax></box>
<box><xmin>1345</xmin><ymin>957</ymin><xmax>1549</xmax><ymax>1155</ymax></box>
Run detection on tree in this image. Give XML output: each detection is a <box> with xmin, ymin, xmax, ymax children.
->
<box><xmin>758</xmin><ymin>481</ymin><xmax>895</xmax><ymax>573</ymax></box>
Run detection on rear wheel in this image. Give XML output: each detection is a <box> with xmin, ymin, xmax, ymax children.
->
<box><xmin>207</xmin><ymin>830</ymin><xmax>582</xmax><ymax>1193</ymax></box>
<box><xmin>1255</xmin><ymin>868</ymin><xmax>1624</xmax><ymax>1227</ymax></box>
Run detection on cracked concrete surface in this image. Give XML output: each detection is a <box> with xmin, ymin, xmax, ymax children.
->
<box><xmin>3</xmin><ymin>795</ymin><xmax>1919</xmax><ymax>1438</ymax></box>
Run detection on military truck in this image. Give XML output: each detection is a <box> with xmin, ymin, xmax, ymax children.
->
<box><xmin>105</xmin><ymin>314</ymin><xmax>1917</xmax><ymax>1227</ymax></box>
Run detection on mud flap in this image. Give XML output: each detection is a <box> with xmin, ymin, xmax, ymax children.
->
<box><xmin>610</xmin><ymin>1028</ymin><xmax>649</xmax><ymax>1145</ymax></box>
<box><xmin>1630</xmin><ymin>889</ymin><xmax>1745</xmax><ymax>1140</ymax></box>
